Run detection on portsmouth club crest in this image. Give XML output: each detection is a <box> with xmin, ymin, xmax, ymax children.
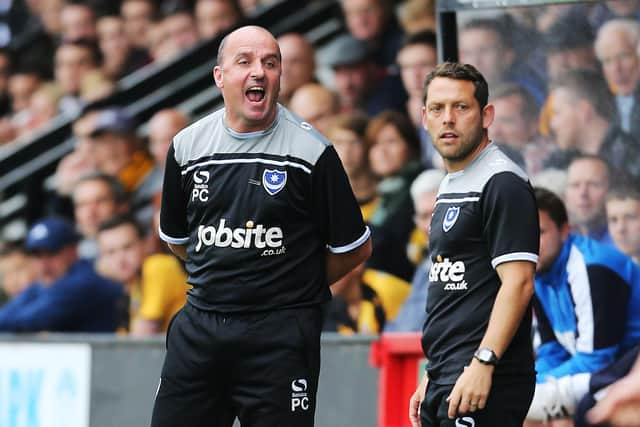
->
<box><xmin>443</xmin><ymin>206</ymin><xmax>460</xmax><ymax>232</ymax></box>
<box><xmin>262</xmin><ymin>168</ymin><xmax>287</xmax><ymax>195</ymax></box>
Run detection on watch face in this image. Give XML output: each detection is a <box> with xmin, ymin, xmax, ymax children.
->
<box><xmin>475</xmin><ymin>348</ymin><xmax>496</xmax><ymax>364</ymax></box>
<box><xmin>478</xmin><ymin>349</ymin><xmax>491</xmax><ymax>360</ymax></box>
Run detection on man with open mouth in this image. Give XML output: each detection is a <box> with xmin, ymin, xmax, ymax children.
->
<box><xmin>151</xmin><ymin>25</ymin><xmax>372</xmax><ymax>427</ymax></box>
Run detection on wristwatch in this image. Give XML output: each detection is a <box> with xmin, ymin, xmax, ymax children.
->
<box><xmin>473</xmin><ymin>348</ymin><xmax>499</xmax><ymax>366</ymax></box>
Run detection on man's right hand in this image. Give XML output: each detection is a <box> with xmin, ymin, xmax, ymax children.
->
<box><xmin>409</xmin><ymin>372</ymin><xmax>429</xmax><ymax>427</ymax></box>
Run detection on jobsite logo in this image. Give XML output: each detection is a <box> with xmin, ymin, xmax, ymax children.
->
<box><xmin>195</xmin><ymin>219</ymin><xmax>285</xmax><ymax>256</ymax></box>
<box><xmin>429</xmin><ymin>255</ymin><xmax>468</xmax><ymax>291</ymax></box>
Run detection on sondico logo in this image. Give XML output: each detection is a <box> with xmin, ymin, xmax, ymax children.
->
<box><xmin>195</xmin><ymin>219</ymin><xmax>285</xmax><ymax>256</ymax></box>
<box><xmin>192</xmin><ymin>170</ymin><xmax>210</xmax><ymax>202</ymax></box>
<box><xmin>291</xmin><ymin>379</ymin><xmax>309</xmax><ymax>412</ymax></box>
<box><xmin>455</xmin><ymin>417</ymin><xmax>475</xmax><ymax>427</ymax></box>
<box><xmin>429</xmin><ymin>255</ymin><xmax>468</xmax><ymax>290</ymax></box>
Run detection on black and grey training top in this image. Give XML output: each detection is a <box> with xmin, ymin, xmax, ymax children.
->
<box><xmin>422</xmin><ymin>143</ymin><xmax>539</xmax><ymax>384</ymax></box>
<box><xmin>159</xmin><ymin>104</ymin><xmax>369</xmax><ymax>313</ymax></box>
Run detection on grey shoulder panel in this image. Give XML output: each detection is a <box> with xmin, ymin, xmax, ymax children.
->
<box><xmin>172</xmin><ymin>109</ymin><xmax>225</xmax><ymax>166</ymax></box>
<box><xmin>171</xmin><ymin>105</ymin><xmax>329</xmax><ymax>167</ymax></box>
<box><xmin>274</xmin><ymin>106</ymin><xmax>330</xmax><ymax>164</ymax></box>
<box><xmin>439</xmin><ymin>144</ymin><xmax>530</xmax><ymax>194</ymax></box>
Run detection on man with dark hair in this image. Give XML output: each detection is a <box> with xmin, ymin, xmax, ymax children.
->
<box><xmin>54</xmin><ymin>39</ymin><xmax>102</xmax><ymax>115</ymax></box>
<box><xmin>545</xmin><ymin>69</ymin><xmax>640</xmax><ymax>180</ymax></box>
<box><xmin>0</xmin><ymin>217</ymin><xmax>123</xmax><ymax>332</ymax></box>
<box><xmin>84</xmin><ymin>107</ymin><xmax>160</xmax><ymax>232</ymax></box>
<box><xmin>0</xmin><ymin>241</ymin><xmax>34</xmax><ymax>305</ymax></box>
<box><xmin>72</xmin><ymin>171</ymin><xmax>130</xmax><ymax>260</ymax></box>
<box><xmin>340</xmin><ymin>0</ymin><xmax>404</xmax><ymax>67</ymax></box>
<box><xmin>543</xmin><ymin>12</ymin><xmax>600</xmax><ymax>80</ymax></box>
<box><xmin>324</xmin><ymin>33</ymin><xmax>406</xmax><ymax>116</ymax></box>
<box><xmin>60</xmin><ymin>2</ymin><xmax>97</xmax><ymax>42</ymax></box>
<box><xmin>195</xmin><ymin>0</ymin><xmax>243</xmax><ymax>40</ymax></box>
<box><xmin>526</xmin><ymin>187</ymin><xmax>640</xmax><ymax>423</ymax></box>
<box><xmin>96</xmin><ymin>214</ymin><xmax>188</xmax><ymax>336</ymax></box>
<box><xmin>396</xmin><ymin>30</ymin><xmax>438</xmax><ymax>168</ymax></box>
<box><xmin>490</xmin><ymin>82</ymin><xmax>555</xmax><ymax>175</ymax></box>
<box><xmin>409</xmin><ymin>62</ymin><xmax>539</xmax><ymax>427</ymax></box>
<box><xmin>151</xmin><ymin>26</ymin><xmax>371</xmax><ymax>426</ymax></box>
<box><xmin>606</xmin><ymin>184</ymin><xmax>640</xmax><ymax>263</ymax></box>
<box><xmin>459</xmin><ymin>17</ymin><xmax>546</xmax><ymax>104</ymax></box>
<box><xmin>121</xmin><ymin>0</ymin><xmax>157</xmax><ymax>49</ymax></box>
<box><xmin>162</xmin><ymin>10</ymin><xmax>200</xmax><ymax>53</ymax></box>
<box><xmin>7</xmin><ymin>63</ymin><xmax>42</xmax><ymax>115</ymax></box>
<box><xmin>96</xmin><ymin>14</ymin><xmax>151</xmax><ymax>80</ymax></box>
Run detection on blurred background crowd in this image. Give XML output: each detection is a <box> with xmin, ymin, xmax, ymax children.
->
<box><xmin>1</xmin><ymin>0</ymin><xmax>640</xmax><ymax>423</ymax></box>
<box><xmin>0</xmin><ymin>0</ymin><xmax>639</xmax><ymax>336</ymax></box>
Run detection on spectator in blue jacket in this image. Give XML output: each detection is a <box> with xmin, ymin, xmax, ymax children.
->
<box><xmin>0</xmin><ymin>217</ymin><xmax>124</xmax><ymax>333</ymax></box>
<box><xmin>526</xmin><ymin>188</ymin><xmax>640</xmax><ymax>424</ymax></box>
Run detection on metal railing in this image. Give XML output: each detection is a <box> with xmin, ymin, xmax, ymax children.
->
<box><xmin>0</xmin><ymin>0</ymin><xmax>345</xmax><ymax>236</ymax></box>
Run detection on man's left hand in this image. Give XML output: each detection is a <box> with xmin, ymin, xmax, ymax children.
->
<box><xmin>446</xmin><ymin>359</ymin><xmax>493</xmax><ymax>418</ymax></box>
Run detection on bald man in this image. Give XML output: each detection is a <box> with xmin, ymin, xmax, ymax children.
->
<box><xmin>277</xmin><ymin>32</ymin><xmax>316</xmax><ymax>105</ymax></box>
<box><xmin>289</xmin><ymin>82</ymin><xmax>339</xmax><ymax>135</ymax></box>
<box><xmin>151</xmin><ymin>25</ymin><xmax>371</xmax><ymax>427</ymax></box>
<box><xmin>148</xmin><ymin>109</ymin><xmax>189</xmax><ymax>170</ymax></box>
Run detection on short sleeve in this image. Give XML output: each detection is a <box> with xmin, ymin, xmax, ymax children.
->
<box><xmin>159</xmin><ymin>143</ymin><xmax>189</xmax><ymax>244</ymax></box>
<box><xmin>311</xmin><ymin>146</ymin><xmax>370</xmax><ymax>253</ymax></box>
<box><xmin>481</xmin><ymin>172</ymin><xmax>539</xmax><ymax>268</ymax></box>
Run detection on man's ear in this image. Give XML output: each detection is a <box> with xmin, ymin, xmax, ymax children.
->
<box><xmin>482</xmin><ymin>103</ymin><xmax>495</xmax><ymax>130</ymax></box>
<box><xmin>213</xmin><ymin>66</ymin><xmax>223</xmax><ymax>88</ymax></box>
<box><xmin>421</xmin><ymin>105</ymin><xmax>427</xmax><ymax>128</ymax></box>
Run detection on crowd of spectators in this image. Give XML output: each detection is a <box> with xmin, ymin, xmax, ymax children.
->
<box><xmin>0</xmin><ymin>0</ymin><xmax>297</xmax><ymax>336</ymax></box>
<box><xmin>2</xmin><ymin>0</ymin><xmax>640</xmax><ymax>424</ymax></box>
<box><xmin>0</xmin><ymin>0</ymin><xmax>279</xmax><ymax>144</ymax></box>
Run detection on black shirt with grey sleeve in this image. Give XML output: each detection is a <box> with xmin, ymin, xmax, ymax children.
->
<box><xmin>159</xmin><ymin>105</ymin><xmax>370</xmax><ymax>313</ymax></box>
<box><xmin>422</xmin><ymin>143</ymin><xmax>539</xmax><ymax>384</ymax></box>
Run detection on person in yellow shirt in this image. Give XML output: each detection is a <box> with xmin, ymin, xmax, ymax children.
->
<box><xmin>96</xmin><ymin>214</ymin><xmax>189</xmax><ymax>335</ymax></box>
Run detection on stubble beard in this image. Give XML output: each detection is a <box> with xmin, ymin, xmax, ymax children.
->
<box><xmin>434</xmin><ymin>124</ymin><xmax>484</xmax><ymax>163</ymax></box>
